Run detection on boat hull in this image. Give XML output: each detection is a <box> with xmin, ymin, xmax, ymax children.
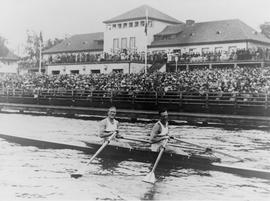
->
<box><xmin>82</xmin><ymin>141</ymin><xmax>220</xmax><ymax>167</ymax></box>
<box><xmin>1</xmin><ymin>133</ymin><xmax>270</xmax><ymax>180</ymax></box>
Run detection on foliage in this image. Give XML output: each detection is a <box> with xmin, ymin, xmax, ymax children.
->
<box><xmin>260</xmin><ymin>22</ymin><xmax>270</xmax><ymax>39</ymax></box>
<box><xmin>21</xmin><ymin>30</ymin><xmax>63</xmax><ymax>69</ymax></box>
<box><xmin>0</xmin><ymin>36</ymin><xmax>9</xmax><ymax>57</ymax></box>
<box><xmin>43</xmin><ymin>38</ymin><xmax>63</xmax><ymax>51</ymax></box>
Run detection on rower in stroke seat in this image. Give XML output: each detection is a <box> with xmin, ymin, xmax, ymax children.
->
<box><xmin>150</xmin><ymin>108</ymin><xmax>190</xmax><ymax>156</ymax></box>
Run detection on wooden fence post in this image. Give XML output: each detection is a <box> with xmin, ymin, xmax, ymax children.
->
<box><xmin>110</xmin><ymin>91</ymin><xmax>113</xmax><ymax>104</ymax></box>
<box><xmin>234</xmin><ymin>92</ymin><xmax>238</xmax><ymax>114</ymax></box>
<box><xmin>205</xmin><ymin>92</ymin><xmax>209</xmax><ymax>110</ymax></box>
<box><xmin>265</xmin><ymin>92</ymin><xmax>268</xmax><ymax>110</ymax></box>
<box><xmin>179</xmin><ymin>91</ymin><xmax>183</xmax><ymax>110</ymax></box>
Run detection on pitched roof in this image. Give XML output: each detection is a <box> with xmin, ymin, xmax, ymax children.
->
<box><xmin>150</xmin><ymin>19</ymin><xmax>270</xmax><ymax>47</ymax></box>
<box><xmin>43</xmin><ymin>32</ymin><xmax>104</xmax><ymax>54</ymax></box>
<box><xmin>103</xmin><ymin>5</ymin><xmax>181</xmax><ymax>24</ymax></box>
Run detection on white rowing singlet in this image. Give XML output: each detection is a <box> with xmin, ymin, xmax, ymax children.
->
<box><xmin>105</xmin><ymin>118</ymin><xmax>118</xmax><ymax>132</ymax></box>
<box><xmin>157</xmin><ymin>121</ymin><xmax>168</xmax><ymax>136</ymax></box>
<box><xmin>151</xmin><ymin>121</ymin><xmax>169</xmax><ymax>152</ymax></box>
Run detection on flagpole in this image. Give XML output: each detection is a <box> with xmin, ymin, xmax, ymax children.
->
<box><xmin>39</xmin><ymin>41</ymin><xmax>42</xmax><ymax>74</ymax></box>
<box><xmin>39</xmin><ymin>31</ymin><xmax>42</xmax><ymax>74</ymax></box>
<box><xmin>144</xmin><ymin>8</ymin><xmax>148</xmax><ymax>75</ymax></box>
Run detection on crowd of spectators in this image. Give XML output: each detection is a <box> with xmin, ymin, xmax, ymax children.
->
<box><xmin>168</xmin><ymin>48</ymin><xmax>270</xmax><ymax>63</ymax></box>
<box><xmin>44</xmin><ymin>47</ymin><xmax>270</xmax><ymax>65</ymax></box>
<box><xmin>45</xmin><ymin>51</ymin><xmax>167</xmax><ymax>65</ymax></box>
<box><xmin>1</xmin><ymin>66</ymin><xmax>270</xmax><ymax>95</ymax></box>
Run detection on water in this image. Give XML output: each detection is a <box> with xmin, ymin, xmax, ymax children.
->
<box><xmin>0</xmin><ymin>113</ymin><xmax>270</xmax><ymax>200</ymax></box>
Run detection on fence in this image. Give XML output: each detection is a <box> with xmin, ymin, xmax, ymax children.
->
<box><xmin>0</xmin><ymin>88</ymin><xmax>269</xmax><ymax>115</ymax></box>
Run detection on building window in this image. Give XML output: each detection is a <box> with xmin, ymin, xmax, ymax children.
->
<box><xmin>123</xmin><ymin>23</ymin><xmax>127</xmax><ymax>28</ymax></box>
<box><xmin>202</xmin><ymin>48</ymin><xmax>210</xmax><ymax>53</ymax></box>
<box><xmin>112</xmin><ymin>24</ymin><xmax>116</xmax><ymax>29</ymax></box>
<box><xmin>215</xmin><ymin>47</ymin><xmax>222</xmax><ymax>52</ymax></box>
<box><xmin>107</xmin><ymin>25</ymin><xmax>112</xmax><ymax>30</ymax></box>
<box><xmin>91</xmin><ymin>69</ymin><xmax>100</xmax><ymax>74</ymax></box>
<box><xmin>140</xmin><ymin>21</ymin><xmax>145</xmax><ymax>26</ymax></box>
<box><xmin>118</xmin><ymin>23</ymin><xmax>122</xmax><ymax>29</ymax></box>
<box><xmin>134</xmin><ymin>21</ymin><xmax>139</xmax><ymax>27</ymax></box>
<box><xmin>113</xmin><ymin>38</ymin><xmax>119</xmax><ymax>51</ymax></box>
<box><xmin>129</xmin><ymin>37</ymin><xmax>136</xmax><ymax>49</ymax></box>
<box><xmin>52</xmin><ymin>70</ymin><xmax>60</xmax><ymax>75</ymax></box>
<box><xmin>129</xmin><ymin>22</ymin><xmax>133</xmax><ymax>27</ymax></box>
<box><xmin>113</xmin><ymin>69</ymin><xmax>123</xmax><ymax>73</ymax></box>
<box><xmin>228</xmin><ymin>46</ymin><xmax>237</xmax><ymax>53</ymax></box>
<box><xmin>121</xmin><ymin>38</ymin><xmax>127</xmax><ymax>49</ymax></box>
<box><xmin>70</xmin><ymin>70</ymin><xmax>79</xmax><ymax>74</ymax></box>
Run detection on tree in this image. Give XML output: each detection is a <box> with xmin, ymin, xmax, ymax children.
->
<box><xmin>43</xmin><ymin>38</ymin><xmax>63</xmax><ymax>50</ymax></box>
<box><xmin>22</xmin><ymin>30</ymin><xmax>63</xmax><ymax>69</ymax></box>
<box><xmin>260</xmin><ymin>22</ymin><xmax>270</xmax><ymax>39</ymax></box>
<box><xmin>24</xmin><ymin>30</ymin><xmax>41</xmax><ymax>67</ymax></box>
<box><xmin>0</xmin><ymin>36</ymin><xmax>9</xmax><ymax>57</ymax></box>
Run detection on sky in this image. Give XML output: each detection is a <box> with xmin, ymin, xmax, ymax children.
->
<box><xmin>1</xmin><ymin>0</ymin><xmax>270</xmax><ymax>55</ymax></box>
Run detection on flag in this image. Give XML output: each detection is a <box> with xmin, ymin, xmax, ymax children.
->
<box><xmin>144</xmin><ymin>8</ymin><xmax>148</xmax><ymax>35</ymax></box>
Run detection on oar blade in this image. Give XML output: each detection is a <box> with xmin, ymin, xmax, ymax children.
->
<box><xmin>143</xmin><ymin>171</ymin><xmax>156</xmax><ymax>184</ymax></box>
<box><xmin>70</xmin><ymin>169</ymin><xmax>86</xmax><ymax>178</ymax></box>
<box><xmin>70</xmin><ymin>173</ymin><xmax>83</xmax><ymax>179</ymax></box>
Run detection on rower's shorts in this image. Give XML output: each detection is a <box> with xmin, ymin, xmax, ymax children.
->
<box><xmin>151</xmin><ymin>141</ymin><xmax>190</xmax><ymax>156</ymax></box>
<box><xmin>151</xmin><ymin>141</ymin><xmax>165</xmax><ymax>152</ymax></box>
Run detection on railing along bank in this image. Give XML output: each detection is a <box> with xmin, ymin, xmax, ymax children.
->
<box><xmin>0</xmin><ymin>88</ymin><xmax>269</xmax><ymax>115</ymax></box>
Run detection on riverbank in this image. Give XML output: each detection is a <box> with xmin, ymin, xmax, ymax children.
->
<box><xmin>0</xmin><ymin>102</ymin><xmax>269</xmax><ymax>127</ymax></box>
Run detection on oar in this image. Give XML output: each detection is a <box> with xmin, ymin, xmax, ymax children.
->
<box><xmin>121</xmin><ymin>136</ymin><xmax>151</xmax><ymax>144</ymax></box>
<box><xmin>143</xmin><ymin>138</ymin><xmax>169</xmax><ymax>184</ymax></box>
<box><xmin>168</xmin><ymin>143</ymin><xmax>204</xmax><ymax>151</ymax></box>
<box><xmin>71</xmin><ymin>132</ymin><xmax>117</xmax><ymax>178</ymax></box>
<box><xmin>173</xmin><ymin>137</ymin><xmax>244</xmax><ymax>162</ymax></box>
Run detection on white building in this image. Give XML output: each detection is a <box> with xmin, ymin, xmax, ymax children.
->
<box><xmin>103</xmin><ymin>5</ymin><xmax>181</xmax><ymax>53</ymax></box>
<box><xmin>0</xmin><ymin>51</ymin><xmax>20</xmax><ymax>74</ymax></box>
<box><xmin>42</xmin><ymin>5</ymin><xmax>270</xmax><ymax>74</ymax></box>
<box><xmin>149</xmin><ymin>19</ymin><xmax>270</xmax><ymax>55</ymax></box>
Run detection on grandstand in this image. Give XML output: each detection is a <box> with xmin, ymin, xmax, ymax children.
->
<box><xmin>1</xmin><ymin>5</ymin><xmax>269</xmax><ymax>117</ymax></box>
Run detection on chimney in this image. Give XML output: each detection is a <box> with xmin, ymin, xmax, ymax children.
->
<box><xmin>186</xmin><ymin>20</ymin><xmax>195</xmax><ymax>25</ymax></box>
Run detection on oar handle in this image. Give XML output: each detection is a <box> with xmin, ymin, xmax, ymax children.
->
<box><xmin>121</xmin><ymin>136</ymin><xmax>151</xmax><ymax>144</ymax></box>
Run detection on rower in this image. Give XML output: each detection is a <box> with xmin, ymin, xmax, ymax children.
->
<box><xmin>99</xmin><ymin>106</ymin><xmax>120</xmax><ymax>139</ymax></box>
<box><xmin>150</xmin><ymin>108</ymin><xmax>190</xmax><ymax>156</ymax></box>
<box><xmin>149</xmin><ymin>108</ymin><xmax>171</xmax><ymax>152</ymax></box>
<box><xmin>98</xmin><ymin>106</ymin><xmax>131</xmax><ymax>148</ymax></box>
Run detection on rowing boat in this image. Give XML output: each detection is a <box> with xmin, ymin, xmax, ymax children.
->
<box><xmin>0</xmin><ymin>133</ymin><xmax>270</xmax><ymax>180</ymax></box>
